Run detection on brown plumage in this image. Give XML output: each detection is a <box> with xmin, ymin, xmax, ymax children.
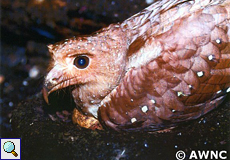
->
<box><xmin>43</xmin><ymin>0</ymin><xmax>230</xmax><ymax>132</ymax></box>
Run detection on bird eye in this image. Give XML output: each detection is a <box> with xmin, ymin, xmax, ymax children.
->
<box><xmin>73</xmin><ymin>56</ymin><xmax>90</xmax><ymax>69</ymax></box>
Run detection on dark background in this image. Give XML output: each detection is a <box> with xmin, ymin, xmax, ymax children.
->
<box><xmin>1</xmin><ymin>0</ymin><xmax>230</xmax><ymax>159</ymax></box>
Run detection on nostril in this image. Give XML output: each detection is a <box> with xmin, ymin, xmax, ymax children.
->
<box><xmin>49</xmin><ymin>77</ymin><xmax>59</xmax><ymax>85</ymax></box>
<box><xmin>52</xmin><ymin>78</ymin><xmax>59</xmax><ymax>81</ymax></box>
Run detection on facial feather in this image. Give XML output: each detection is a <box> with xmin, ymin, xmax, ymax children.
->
<box><xmin>43</xmin><ymin>26</ymin><xmax>128</xmax><ymax>117</ymax></box>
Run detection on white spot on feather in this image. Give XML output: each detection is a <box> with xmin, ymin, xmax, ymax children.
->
<box><xmin>131</xmin><ymin>118</ymin><xmax>137</xmax><ymax>123</ymax></box>
<box><xmin>208</xmin><ymin>55</ymin><xmax>214</xmax><ymax>61</ymax></box>
<box><xmin>141</xmin><ymin>106</ymin><xmax>148</xmax><ymax>113</ymax></box>
<box><xmin>151</xmin><ymin>99</ymin><xmax>156</xmax><ymax>104</ymax></box>
<box><xmin>177</xmin><ymin>91</ymin><xmax>183</xmax><ymax>97</ymax></box>
<box><xmin>217</xmin><ymin>90</ymin><xmax>222</xmax><ymax>94</ymax></box>
<box><xmin>197</xmin><ymin>71</ymin><xmax>204</xmax><ymax>77</ymax></box>
<box><xmin>226</xmin><ymin>87</ymin><xmax>230</xmax><ymax>93</ymax></box>
<box><xmin>216</xmin><ymin>39</ymin><xmax>221</xmax><ymax>44</ymax></box>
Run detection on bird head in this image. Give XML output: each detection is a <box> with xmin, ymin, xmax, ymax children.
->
<box><xmin>43</xmin><ymin>26</ymin><xmax>127</xmax><ymax>117</ymax></box>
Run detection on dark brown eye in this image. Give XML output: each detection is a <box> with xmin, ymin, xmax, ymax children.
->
<box><xmin>73</xmin><ymin>56</ymin><xmax>90</xmax><ymax>69</ymax></box>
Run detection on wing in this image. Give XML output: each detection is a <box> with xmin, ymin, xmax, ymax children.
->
<box><xmin>98</xmin><ymin>0</ymin><xmax>230</xmax><ymax>131</ymax></box>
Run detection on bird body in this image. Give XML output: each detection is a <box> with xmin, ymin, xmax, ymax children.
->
<box><xmin>43</xmin><ymin>0</ymin><xmax>230</xmax><ymax>131</ymax></box>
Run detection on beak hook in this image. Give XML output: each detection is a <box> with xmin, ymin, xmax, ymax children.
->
<box><xmin>42</xmin><ymin>87</ymin><xmax>50</xmax><ymax>104</ymax></box>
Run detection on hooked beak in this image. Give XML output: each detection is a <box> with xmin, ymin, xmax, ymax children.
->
<box><xmin>42</xmin><ymin>86</ymin><xmax>50</xmax><ymax>104</ymax></box>
<box><xmin>42</xmin><ymin>65</ymin><xmax>64</xmax><ymax>104</ymax></box>
<box><xmin>42</xmin><ymin>77</ymin><xmax>61</xmax><ymax>104</ymax></box>
<box><xmin>42</xmin><ymin>64</ymin><xmax>78</xmax><ymax>104</ymax></box>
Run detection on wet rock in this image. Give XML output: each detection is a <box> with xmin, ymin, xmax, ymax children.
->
<box><xmin>9</xmin><ymin>93</ymin><xmax>230</xmax><ymax>160</ymax></box>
